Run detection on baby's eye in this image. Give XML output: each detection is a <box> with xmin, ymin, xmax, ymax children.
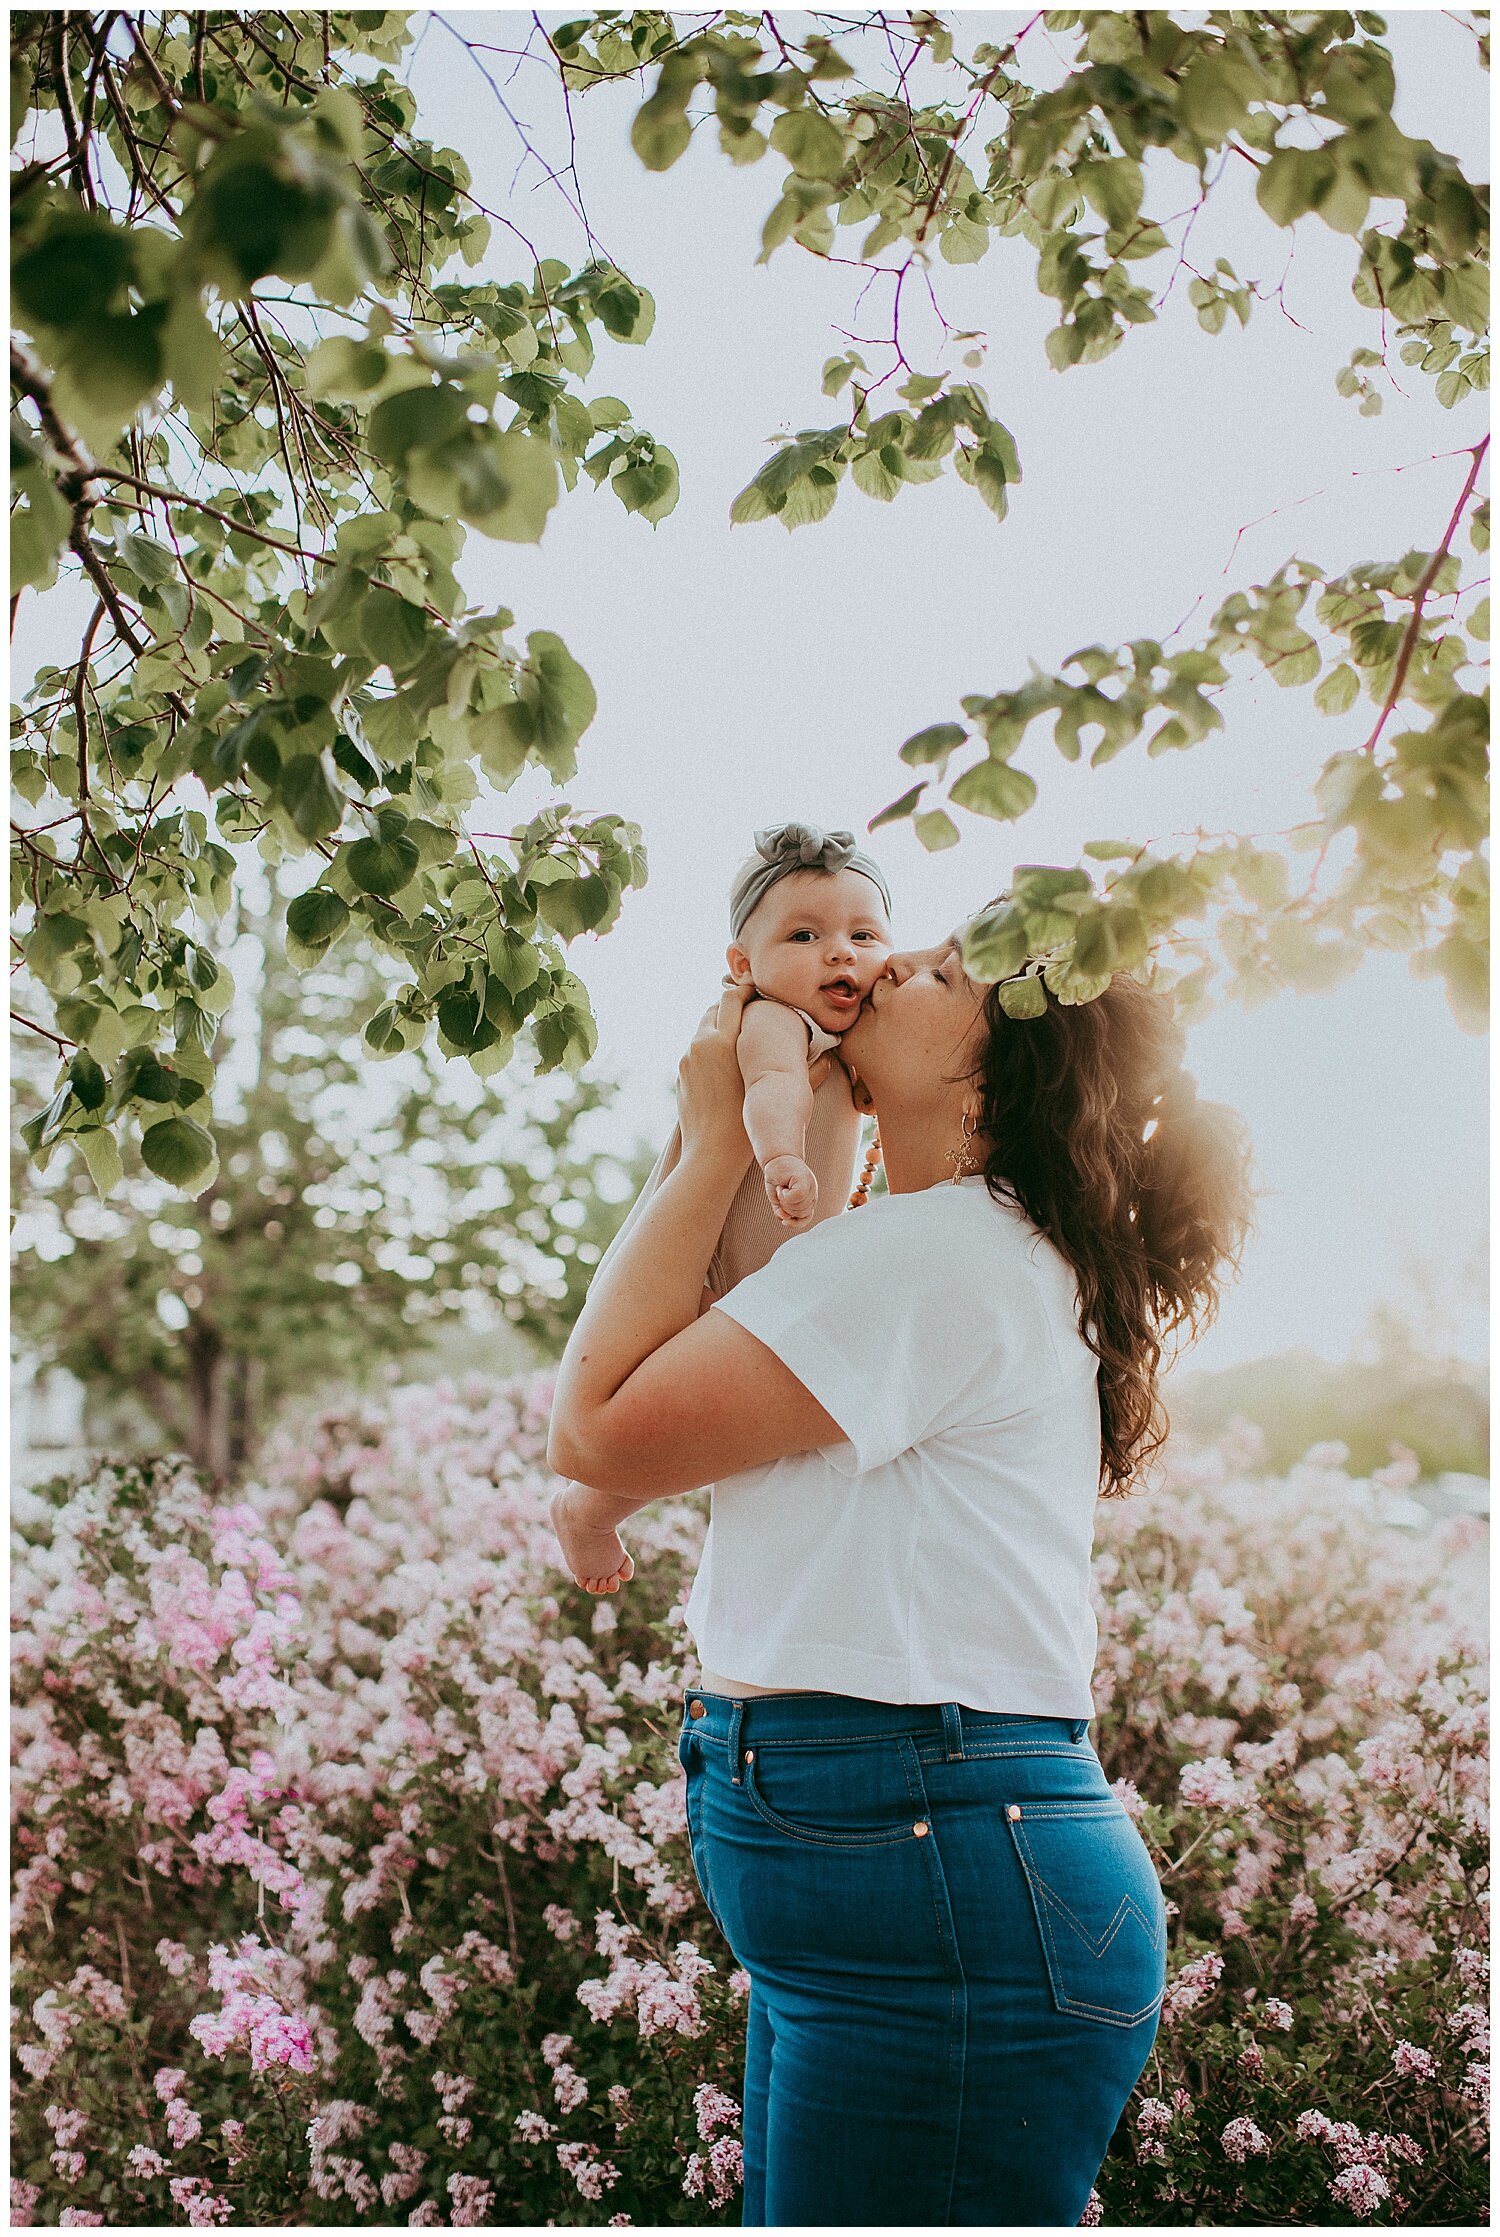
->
<box><xmin>788</xmin><ymin>929</ymin><xmax>814</xmax><ymax>942</ymax></box>
<box><xmin>853</xmin><ymin>931</ymin><xmax>882</xmax><ymax>942</ymax></box>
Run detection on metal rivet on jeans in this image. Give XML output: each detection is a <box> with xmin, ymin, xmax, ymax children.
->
<box><xmin>688</xmin><ymin>1701</ymin><xmax>706</xmax><ymax>1720</ymax></box>
<box><xmin>744</xmin><ymin>1750</ymin><xmax>754</xmax><ymax>1762</ymax></box>
<box><xmin>1007</xmin><ymin>1804</ymin><xmax>1022</xmax><ymax>1820</ymax></box>
<box><xmin>913</xmin><ymin>1820</ymin><xmax>929</xmax><ymax>1837</ymax></box>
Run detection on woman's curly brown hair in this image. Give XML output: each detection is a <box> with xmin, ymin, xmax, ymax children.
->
<box><xmin>970</xmin><ymin>970</ymin><xmax>1255</xmax><ymax>1498</ymax></box>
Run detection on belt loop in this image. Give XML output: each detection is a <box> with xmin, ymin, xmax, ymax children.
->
<box><xmin>1070</xmin><ymin>1718</ymin><xmax>1089</xmax><ymax>1743</ymax></box>
<box><xmin>941</xmin><ymin>1702</ymin><xmax>964</xmax><ymax>1761</ymax></box>
<box><xmin>728</xmin><ymin>1699</ymin><xmax>746</xmax><ymax>1785</ymax></box>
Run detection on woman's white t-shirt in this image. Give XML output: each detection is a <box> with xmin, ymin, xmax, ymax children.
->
<box><xmin>684</xmin><ymin>1176</ymin><xmax>1102</xmax><ymax>1717</ymax></box>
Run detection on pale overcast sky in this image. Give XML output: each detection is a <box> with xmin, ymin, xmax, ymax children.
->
<box><xmin>14</xmin><ymin>9</ymin><xmax>1488</xmax><ymax>1372</ymax></box>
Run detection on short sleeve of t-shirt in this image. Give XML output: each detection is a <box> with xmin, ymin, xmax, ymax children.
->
<box><xmin>712</xmin><ymin>1185</ymin><xmax>1055</xmax><ymax>1477</ymax></box>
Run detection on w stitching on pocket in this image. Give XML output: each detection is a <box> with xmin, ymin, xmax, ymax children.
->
<box><xmin>1007</xmin><ymin>1802</ymin><xmax>1165</xmax><ymax>2030</ymax></box>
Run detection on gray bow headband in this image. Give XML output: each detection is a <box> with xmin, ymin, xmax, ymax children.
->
<box><xmin>729</xmin><ymin>822</ymin><xmax>893</xmax><ymax>939</ymax></box>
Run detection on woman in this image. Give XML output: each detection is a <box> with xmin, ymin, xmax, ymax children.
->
<box><xmin>549</xmin><ymin>930</ymin><xmax>1253</xmax><ymax>2227</ymax></box>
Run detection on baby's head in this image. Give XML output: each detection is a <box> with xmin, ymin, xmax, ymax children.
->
<box><xmin>727</xmin><ymin>823</ymin><xmax>894</xmax><ymax>1038</ymax></box>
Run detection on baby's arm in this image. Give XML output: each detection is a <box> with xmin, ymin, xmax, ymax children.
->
<box><xmin>738</xmin><ymin>999</ymin><xmax>818</xmax><ymax>1226</ymax></box>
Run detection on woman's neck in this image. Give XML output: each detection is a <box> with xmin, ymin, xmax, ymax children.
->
<box><xmin>876</xmin><ymin>1103</ymin><xmax>985</xmax><ymax>1196</ymax></box>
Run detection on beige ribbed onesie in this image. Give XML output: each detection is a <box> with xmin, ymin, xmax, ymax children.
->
<box><xmin>596</xmin><ymin>1034</ymin><xmax>863</xmax><ymax>1305</ymax></box>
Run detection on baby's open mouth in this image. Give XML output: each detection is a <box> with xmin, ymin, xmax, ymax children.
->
<box><xmin>821</xmin><ymin>977</ymin><xmax>861</xmax><ymax>1006</ymax></box>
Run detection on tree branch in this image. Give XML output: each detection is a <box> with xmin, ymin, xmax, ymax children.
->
<box><xmin>1360</xmin><ymin>436</ymin><xmax>1490</xmax><ymax>757</ymax></box>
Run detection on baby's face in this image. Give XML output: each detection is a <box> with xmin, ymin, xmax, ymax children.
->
<box><xmin>728</xmin><ymin>869</ymin><xmax>894</xmax><ymax>1037</ymax></box>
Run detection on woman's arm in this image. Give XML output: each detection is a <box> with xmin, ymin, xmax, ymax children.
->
<box><xmin>547</xmin><ymin>986</ymin><xmax>843</xmax><ymax>1521</ymax></box>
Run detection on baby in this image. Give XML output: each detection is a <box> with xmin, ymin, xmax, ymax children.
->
<box><xmin>725</xmin><ymin>823</ymin><xmax>893</xmax><ymax>1229</ymax></box>
<box><xmin>594</xmin><ymin>822</ymin><xmax>893</xmax><ymax>1310</ymax></box>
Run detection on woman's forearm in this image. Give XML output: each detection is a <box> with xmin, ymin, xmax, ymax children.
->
<box><xmin>548</xmin><ymin>1141</ymin><xmax>749</xmax><ymax>1502</ymax></box>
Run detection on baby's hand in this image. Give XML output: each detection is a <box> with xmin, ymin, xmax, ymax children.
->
<box><xmin>762</xmin><ymin>1154</ymin><xmax>818</xmax><ymax>1228</ymax></box>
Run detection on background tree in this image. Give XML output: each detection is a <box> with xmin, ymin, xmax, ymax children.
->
<box><xmin>12</xmin><ymin>924</ymin><xmax>647</xmax><ymax>1473</ymax></box>
<box><xmin>10</xmin><ymin>9</ymin><xmax>1490</xmax><ymax>1214</ymax></box>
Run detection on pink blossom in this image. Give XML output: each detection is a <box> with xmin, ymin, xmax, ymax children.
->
<box><xmin>446</xmin><ymin>2174</ymin><xmax>495</xmax><ymax>2225</ymax></box>
<box><xmin>152</xmin><ymin>2068</ymin><xmax>187</xmax><ymax>2103</ymax></box>
<box><xmin>1329</xmin><ymin>2163</ymin><xmax>1391</xmax><ymax>2218</ymax></box>
<box><xmin>11</xmin><ymin>2180</ymin><xmax>41</xmax><ymax>2226</ymax></box>
<box><xmin>1392</xmin><ymin>2039</ymin><xmax>1436</xmax><ymax>2081</ymax></box>
<box><xmin>694</xmin><ymin>2083</ymin><xmax>741</xmax><ymax>2140</ymax></box>
<box><xmin>1237</xmin><ymin>2043</ymin><xmax>1265</xmax><ymax>2078</ymax></box>
<box><xmin>168</xmin><ymin>2177</ymin><xmax>232</xmax><ymax>2227</ymax></box>
<box><xmin>1110</xmin><ymin>1776</ymin><xmax>1147</xmax><ymax>1820</ymax></box>
<box><xmin>556</xmin><ymin>2144</ymin><xmax>621</xmax><ymax>2201</ymax></box>
<box><xmin>57</xmin><ymin>2216</ymin><xmax>103</xmax><ymax>2229</ymax></box>
<box><xmin>1136</xmin><ymin>2097</ymin><xmax>1172</xmax><ymax>2137</ymax></box>
<box><xmin>1178</xmin><ymin>1756</ymin><xmax>1242</xmax><ymax>1809</ymax></box>
<box><xmin>1221</xmin><ymin>2115</ymin><xmax>1269</xmax><ymax>2162</ymax></box>
<box><xmin>164</xmin><ymin>2103</ymin><xmax>203</xmax><ymax>2150</ymax></box>
<box><xmin>514</xmin><ymin>2111</ymin><xmax>555</xmax><ymax>2143</ymax></box>
<box><xmin>1262</xmin><ymin>1998</ymin><xmax>1295</xmax><ymax>2031</ymax></box>
<box><xmin>125</xmin><ymin>2147</ymin><xmax>168</xmax><ymax>2178</ymax></box>
<box><xmin>1164</xmin><ymin>1951</ymin><xmax>1223</xmax><ymax>2022</ymax></box>
<box><xmin>542</xmin><ymin>1904</ymin><xmax>579</xmax><ymax>1942</ymax></box>
<box><xmin>1078</xmin><ymin>2191</ymin><xmax>1103</xmax><ymax>2228</ymax></box>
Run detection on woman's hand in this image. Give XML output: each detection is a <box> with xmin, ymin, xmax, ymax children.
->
<box><xmin>676</xmin><ymin>980</ymin><xmax>755</xmax><ymax>1171</ymax></box>
<box><xmin>548</xmin><ymin>1481</ymin><xmax>636</xmax><ymax>1595</ymax></box>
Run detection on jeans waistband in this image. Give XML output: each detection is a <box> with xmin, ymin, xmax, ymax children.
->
<box><xmin>683</xmin><ymin>1688</ymin><xmax>1090</xmax><ymax>1769</ymax></box>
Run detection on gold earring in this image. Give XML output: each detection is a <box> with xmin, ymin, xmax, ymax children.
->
<box><xmin>947</xmin><ymin>1107</ymin><xmax>980</xmax><ymax>1182</ymax></box>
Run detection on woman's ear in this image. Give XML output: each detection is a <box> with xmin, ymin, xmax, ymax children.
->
<box><xmin>724</xmin><ymin>944</ymin><xmax>753</xmax><ymax>984</ymax></box>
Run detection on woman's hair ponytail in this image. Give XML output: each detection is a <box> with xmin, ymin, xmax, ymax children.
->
<box><xmin>971</xmin><ymin>971</ymin><xmax>1254</xmax><ymax>1498</ymax></box>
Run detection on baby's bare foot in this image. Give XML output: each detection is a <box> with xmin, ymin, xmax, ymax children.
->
<box><xmin>763</xmin><ymin>1155</ymin><xmax>818</xmax><ymax>1227</ymax></box>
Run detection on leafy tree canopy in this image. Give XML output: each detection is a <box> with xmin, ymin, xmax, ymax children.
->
<box><xmin>10</xmin><ymin>8</ymin><xmax>1491</xmax><ymax>1200</ymax></box>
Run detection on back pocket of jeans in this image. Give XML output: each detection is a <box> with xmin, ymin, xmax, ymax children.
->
<box><xmin>1005</xmin><ymin>1798</ymin><xmax>1166</xmax><ymax>2030</ymax></box>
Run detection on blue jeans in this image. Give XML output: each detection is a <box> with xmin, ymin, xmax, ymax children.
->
<box><xmin>678</xmin><ymin>1690</ymin><xmax>1165</xmax><ymax>2228</ymax></box>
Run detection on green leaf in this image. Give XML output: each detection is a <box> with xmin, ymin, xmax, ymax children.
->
<box><xmin>436</xmin><ymin>986</ymin><xmax>502</xmax><ymax>1053</ymax></box>
<box><xmin>278</xmin><ymin>753</ymin><xmax>345</xmax><ymax>842</ymax></box>
<box><xmin>948</xmin><ymin>759</ymin><xmax>1038</xmax><ymax>822</ymax></box>
<box><xmin>769</xmin><ymin>109</ymin><xmax>845</xmax><ymax>180</ymax></box>
<box><xmin>1079</xmin><ymin>157</ymin><xmax>1143</xmax><ymax>230</ymax></box>
<box><xmin>461</xmin><ymin>429</ymin><xmax>560</xmax><ymax>544</ymax></box>
<box><xmin>1256</xmin><ymin>147</ymin><xmax>1334</xmax><ymax>228</ymax></box>
<box><xmin>140</xmin><ymin>1115</ymin><xmax>217</xmax><ymax>1189</ymax></box>
<box><xmin>868</xmin><ymin>782</ymin><xmax>926</xmax><ymax>829</ymax></box>
<box><xmin>368</xmin><ymin>381</ymin><xmax>470</xmax><ymax>465</ymax></box>
<box><xmin>997</xmin><ymin>974</ymin><xmax>1048</xmax><ymax>1019</ymax></box>
<box><xmin>52</xmin><ymin>310</ymin><xmax>165</xmax><ymax>442</ymax></box>
<box><xmin>632</xmin><ymin>88</ymin><xmax>694</xmax><ymax>171</ymax></box>
<box><xmin>77</xmin><ymin>1126</ymin><xmax>123</xmax><ymax>1197</ymax></box>
<box><xmin>286</xmin><ymin>888</ymin><xmax>351</xmax><ymax>950</ymax></box>
<box><xmin>358</xmin><ymin>587</ymin><xmax>429</xmax><ymax>674</ymax></box>
<box><xmin>913</xmin><ymin>808</ymin><xmax>961</xmax><ymax>851</ymax></box>
<box><xmin>1314</xmin><ymin>662</ymin><xmax>1361</xmax><ymax>716</ymax></box>
<box><xmin>68</xmin><ymin>1050</ymin><xmax>107</xmax><ymax>1111</ymax></box>
<box><xmin>962</xmin><ymin>908</ymin><xmax>1029</xmax><ymax>981</ymax></box>
<box><xmin>346</xmin><ymin>826</ymin><xmax>420</xmax><ymax>897</ymax></box>
<box><xmin>9</xmin><ymin>461</ymin><xmax>70</xmax><ymax>594</ymax></box>
<box><xmin>900</xmin><ymin>722</ymin><xmax>967</xmax><ymax>770</ymax></box>
<box><xmin>12</xmin><ymin>210</ymin><xmax>133</xmax><ymax>328</ymax></box>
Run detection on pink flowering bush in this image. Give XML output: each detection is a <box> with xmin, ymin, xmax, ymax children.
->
<box><xmin>12</xmin><ymin>1383</ymin><xmax>1488</xmax><ymax>2226</ymax></box>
